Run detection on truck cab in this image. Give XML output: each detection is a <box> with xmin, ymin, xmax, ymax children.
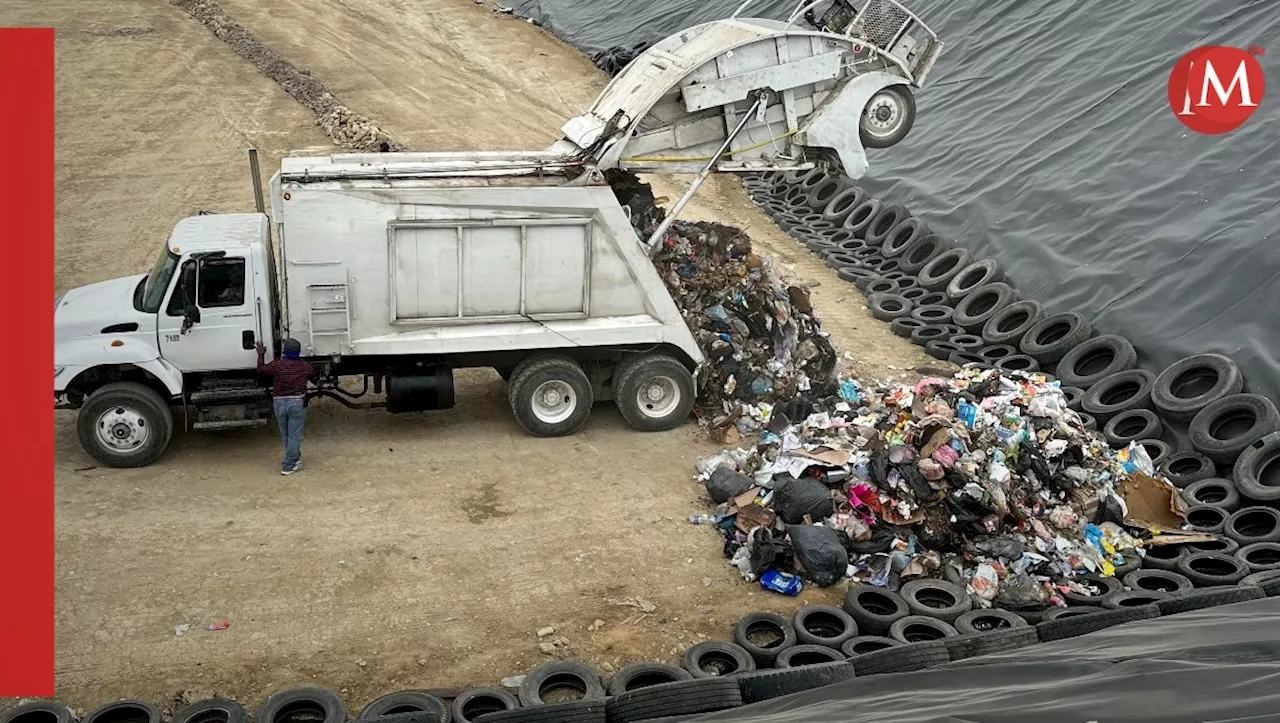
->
<box><xmin>55</xmin><ymin>213</ymin><xmax>276</xmax><ymax>467</ymax></box>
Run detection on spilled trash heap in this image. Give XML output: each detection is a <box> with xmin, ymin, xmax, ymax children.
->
<box><xmin>613</xmin><ymin>172</ymin><xmax>1189</xmax><ymax>613</ymax></box>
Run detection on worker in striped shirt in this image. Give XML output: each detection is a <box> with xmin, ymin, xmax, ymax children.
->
<box><xmin>256</xmin><ymin>338</ymin><xmax>317</xmax><ymax>475</ymax></box>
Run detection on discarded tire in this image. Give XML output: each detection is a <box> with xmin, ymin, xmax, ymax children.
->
<box><xmin>1122</xmin><ymin>569</ymin><xmax>1193</xmax><ymax>594</ymax></box>
<box><xmin>910</xmin><ymin>324</ymin><xmax>953</xmax><ymax>346</ymax></box>
<box><xmin>1019</xmin><ymin>312</ymin><xmax>1093</xmax><ymax>364</ymax></box>
<box><xmin>839</xmin><ymin>267</ymin><xmax>879</xmax><ymax>286</ymax></box>
<box><xmin>452</xmin><ymin>690</ymin><xmax>519</xmax><ymax>723</ymax></box>
<box><xmin>1155</xmin><ymin>585</ymin><xmax>1265</xmax><ymax>617</ymax></box>
<box><xmin>1177</xmin><ymin>551</ymin><xmax>1249</xmax><ymax>587</ymax></box>
<box><xmin>806</xmin><ymin>178</ymin><xmax>845</xmax><ymax>211</ymax></box>
<box><xmin>925</xmin><ymin>340</ymin><xmax>966</xmax><ymax>361</ymax></box>
<box><xmin>891</xmin><ymin>317</ymin><xmax>926</xmax><ymax>338</ymax></box>
<box><xmin>822</xmin><ymin>187</ymin><xmax>867</xmax><ymax>225</ymax></box>
<box><xmin>949</xmin><ymin>334</ymin><xmax>985</xmax><ymax>351</ymax></box>
<box><xmin>1183</xmin><ymin>477</ymin><xmax>1241</xmax><ymax>512</ymax></box>
<box><xmin>842</xmin><ymin>199</ymin><xmax>881</xmax><ymax>237</ymax></box>
<box><xmin>775</xmin><ymin>644</ymin><xmax>848</xmax><ymax>668</ymax></box>
<box><xmin>1055</xmin><ymin>335</ymin><xmax>1137</xmax><ymax>390</ymax></box>
<box><xmin>864</xmin><ymin>204</ymin><xmax>910</xmax><ymax>247</ymax></box>
<box><xmin>3</xmin><ymin>702</ymin><xmax>74</xmax><ymax>723</ymax></box>
<box><xmin>606</xmin><ymin>663</ymin><xmax>693</xmax><ymax>696</ymax></box>
<box><xmin>949</xmin><ymin>351</ymin><xmax>988</xmax><ymax>367</ymax></box>
<box><xmin>793</xmin><ymin>604</ymin><xmax>858</xmax><ymax>648</ymax></box>
<box><xmin>917</xmin><ymin>248</ymin><xmax>973</xmax><ymax>292</ymax></box>
<box><xmin>1159</xmin><ymin>451</ymin><xmax>1216</xmax><ymax>489</ymax></box>
<box><xmin>945</xmin><ymin>259</ymin><xmax>1004</xmax><ymax>302</ymax></box>
<box><xmin>734</xmin><ymin>661</ymin><xmax>857</xmax><ymax>705</ymax></box>
<box><xmin>881</xmin><ymin>217</ymin><xmax>928</xmax><ymax>258</ymax></box>
<box><xmin>842</xmin><ymin>584</ymin><xmax>909</xmax><ymax>635</ymax></box>
<box><xmin>952</xmin><ymin>282</ymin><xmax>1016</xmax><ymax>333</ymax></box>
<box><xmin>953</xmin><ymin>609</ymin><xmax>1027</xmax><ymax>635</ymax></box>
<box><xmin>888</xmin><ymin>615</ymin><xmax>959</xmax><ymax>643</ymax></box>
<box><xmin>605</xmin><ymin>678</ymin><xmax>741</xmax><ymax>723</ymax></box>
<box><xmin>901</xmin><ymin>578</ymin><xmax>971</xmax><ymax>623</ymax></box>
<box><xmin>865</xmin><ymin>278</ymin><xmax>906</xmax><ymax>296</ymax></box>
<box><xmin>1081</xmin><ymin>369</ymin><xmax>1156</xmax><ymax>422</ymax></box>
<box><xmin>475</xmin><ymin>700</ymin><xmax>603</xmax><ymax>723</ymax></box>
<box><xmin>850</xmin><ymin>640</ymin><xmax>949</xmax><ymax>675</ymax></box>
<box><xmin>1236</xmin><ymin>542</ymin><xmax>1280</xmax><ymax>573</ymax></box>
<box><xmin>254</xmin><ymin>691</ymin><xmax>344</xmax><ymax>723</ymax></box>
<box><xmin>1152</xmin><ymin>353</ymin><xmax>1244</xmax><ymax>422</ymax></box>
<box><xmin>1226</xmin><ymin>506</ymin><xmax>1280</xmax><ymax>546</ymax></box>
<box><xmin>1103</xmin><ymin>409</ymin><xmax>1162</xmax><ymax>449</ymax></box>
<box><xmin>1041</xmin><ymin>606</ymin><xmax>1100</xmax><ymax>621</ymax></box>
<box><xmin>1036</xmin><ymin>605</ymin><xmax>1158</xmax><ymax>642</ymax></box>
<box><xmin>518</xmin><ymin>661</ymin><xmax>606</xmax><ymax>706</ymax></box>
<box><xmin>1185</xmin><ymin>504</ymin><xmax>1229</xmax><ymax>534</ymax></box>
<box><xmin>360</xmin><ymin>693</ymin><xmax>450</xmax><ymax>722</ymax></box>
<box><xmin>1234</xmin><ymin>433</ymin><xmax>1280</xmax><ymax>504</ymax></box>
<box><xmin>1189</xmin><ymin>394</ymin><xmax>1280</xmax><ymax>466</ymax></box>
<box><xmin>1186</xmin><ymin>537</ymin><xmax>1241</xmax><ymax>555</ymax></box>
<box><xmin>1138</xmin><ymin>438</ymin><xmax>1172</xmax><ymax>468</ymax></box>
<box><xmin>982</xmin><ymin>300</ymin><xmax>1046</xmax><ymax>348</ymax></box>
<box><xmin>1141</xmin><ymin>543</ymin><xmax>1188</xmax><ymax>571</ymax></box>
<box><xmin>995</xmin><ymin>354</ymin><xmax>1040</xmax><ymax>373</ymax></box>
<box><xmin>943</xmin><ymin>627</ymin><xmax>1038</xmax><ymax>661</ymax></box>
<box><xmin>1102</xmin><ymin>590</ymin><xmax>1171</xmax><ymax>609</ymax></box>
<box><xmin>910</xmin><ymin>304</ymin><xmax>955</xmax><ymax>324</ymax></box>
<box><xmin>1077</xmin><ymin>412</ymin><xmax>1098</xmax><ymax>431</ymax></box>
<box><xmin>898</xmin><ymin>234</ymin><xmax>950</xmax><ymax>274</ymax></box>
<box><xmin>979</xmin><ymin>344</ymin><xmax>1018</xmax><ymax>362</ymax></box>
<box><xmin>682</xmin><ymin>641</ymin><xmax>756</xmax><ymax>678</ymax></box>
<box><xmin>839</xmin><ymin>635</ymin><xmax>903</xmax><ymax>657</ymax></box>
<box><xmin>731</xmin><ymin>611</ymin><xmax>797</xmax><ymax>667</ymax></box>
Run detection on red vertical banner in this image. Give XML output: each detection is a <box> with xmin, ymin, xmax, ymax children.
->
<box><xmin>0</xmin><ymin>28</ymin><xmax>55</xmax><ymax>697</ymax></box>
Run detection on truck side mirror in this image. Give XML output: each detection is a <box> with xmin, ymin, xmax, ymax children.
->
<box><xmin>180</xmin><ymin>262</ymin><xmax>198</xmax><ymax>306</ymax></box>
<box><xmin>181</xmin><ymin>304</ymin><xmax>201</xmax><ymax>333</ymax></box>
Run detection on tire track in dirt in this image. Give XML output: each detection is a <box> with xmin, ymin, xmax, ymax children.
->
<box><xmin>168</xmin><ymin>0</ymin><xmax>404</xmax><ymax>152</ymax></box>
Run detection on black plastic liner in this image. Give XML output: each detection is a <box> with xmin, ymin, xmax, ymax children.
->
<box><xmin>509</xmin><ymin>0</ymin><xmax>1280</xmax><ymax>403</ymax></box>
<box><xmin>692</xmin><ymin>596</ymin><xmax>1280</xmax><ymax>722</ymax></box>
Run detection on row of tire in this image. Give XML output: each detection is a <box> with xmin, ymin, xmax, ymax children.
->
<box><xmin>8</xmin><ymin>579</ymin><xmax>1277</xmax><ymax>723</ymax></box>
<box><xmin>739</xmin><ymin>168</ymin><xmax>1280</xmax><ymax>517</ymax></box>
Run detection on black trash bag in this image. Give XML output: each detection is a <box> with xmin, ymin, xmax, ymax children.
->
<box><xmin>748</xmin><ymin>528</ymin><xmax>792</xmax><ymax>577</ymax></box>
<box><xmin>972</xmin><ymin>536</ymin><xmax>1027</xmax><ymax>561</ymax></box>
<box><xmin>773</xmin><ymin>476</ymin><xmax>834</xmax><ymax>524</ymax></box>
<box><xmin>787</xmin><ymin>524</ymin><xmax>847</xmax><ymax>587</ymax></box>
<box><xmin>868</xmin><ymin>449</ymin><xmax>890</xmax><ymax>487</ymax></box>
<box><xmin>706</xmin><ymin>466</ymin><xmax>754</xmax><ymax>504</ymax></box>
<box><xmin>898</xmin><ymin>464</ymin><xmax>935</xmax><ymax>500</ymax></box>
<box><xmin>848</xmin><ymin>524</ymin><xmax>897</xmax><ymax>555</ymax></box>
<box><xmin>1094</xmin><ymin>493</ymin><xmax>1126</xmax><ymax>526</ymax></box>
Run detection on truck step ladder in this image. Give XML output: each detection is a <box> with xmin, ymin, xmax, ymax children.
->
<box><xmin>306</xmin><ymin>282</ymin><xmax>353</xmax><ymax>354</ymax></box>
<box><xmin>188</xmin><ymin>379</ymin><xmax>273</xmax><ymax>431</ymax></box>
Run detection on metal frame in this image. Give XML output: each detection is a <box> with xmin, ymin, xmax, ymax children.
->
<box><xmin>386</xmin><ymin>218</ymin><xmax>593</xmax><ymax>327</ymax></box>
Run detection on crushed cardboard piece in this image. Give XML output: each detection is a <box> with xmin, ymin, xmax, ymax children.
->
<box><xmin>791</xmin><ymin>447</ymin><xmax>851</xmax><ymax>466</ymax></box>
<box><xmin>735</xmin><ymin>504</ymin><xmax>775</xmax><ymax>532</ymax></box>
<box><xmin>1122</xmin><ymin>472</ymin><xmax>1187</xmax><ymax>531</ymax></box>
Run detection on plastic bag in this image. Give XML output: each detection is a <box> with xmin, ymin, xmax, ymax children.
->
<box><xmin>773</xmin><ymin>476</ymin><xmax>833</xmax><ymax>524</ymax></box>
<box><xmin>788</xmin><ymin>524</ymin><xmax>847</xmax><ymax>587</ymax></box>
<box><xmin>705</xmin><ymin>466</ymin><xmax>754</xmax><ymax>503</ymax></box>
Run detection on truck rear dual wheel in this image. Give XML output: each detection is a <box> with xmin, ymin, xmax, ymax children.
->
<box><xmin>507</xmin><ymin>356</ymin><xmax>594</xmax><ymax>437</ymax></box>
<box><xmin>613</xmin><ymin>354</ymin><xmax>696</xmax><ymax>432</ymax></box>
<box><xmin>76</xmin><ymin>381</ymin><xmax>174</xmax><ymax>468</ymax></box>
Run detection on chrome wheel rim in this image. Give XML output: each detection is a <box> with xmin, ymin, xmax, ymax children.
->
<box><xmin>531</xmin><ymin>380</ymin><xmax>577</xmax><ymax>424</ymax></box>
<box><xmin>96</xmin><ymin>405</ymin><xmax>149</xmax><ymax>451</ymax></box>
<box><xmin>862</xmin><ymin>91</ymin><xmax>904</xmax><ymax>140</ymax></box>
<box><xmin>636</xmin><ymin>375</ymin><xmax>681</xmax><ymax>419</ymax></box>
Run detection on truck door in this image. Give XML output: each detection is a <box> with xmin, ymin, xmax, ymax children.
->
<box><xmin>157</xmin><ymin>255</ymin><xmax>262</xmax><ymax>371</ymax></box>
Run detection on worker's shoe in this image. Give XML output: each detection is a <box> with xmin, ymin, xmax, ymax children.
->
<box><xmin>281</xmin><ymin>462</ymin><xmax>302</xmax><ymax>476</ymax></box>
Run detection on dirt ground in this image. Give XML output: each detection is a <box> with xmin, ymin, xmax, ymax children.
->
<box><xmin>17</xmin><ymin>0</ymin><xmax>937</xmax><ymax>712</ymax></box>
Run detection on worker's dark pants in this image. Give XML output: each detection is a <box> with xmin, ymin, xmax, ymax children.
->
<box><xmin>273</xmin><ymin>396</ymin><xmax>306</xmax><ymax>471</ymax></box>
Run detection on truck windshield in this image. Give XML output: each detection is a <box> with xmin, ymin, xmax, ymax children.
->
<box><xmin>136</xmin><ymin>244</ymin><xmax>180</xmax><ymax>313</ymax></box>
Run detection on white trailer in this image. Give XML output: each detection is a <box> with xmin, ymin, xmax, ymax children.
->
<box><xmin>53</xmin><ymin>0</ymin><xmax>941</xmax><ymax>467</ymax></box>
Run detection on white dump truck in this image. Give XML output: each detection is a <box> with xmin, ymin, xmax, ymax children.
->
<box><xmin>54</xmin><ymin>0</ymin><xmax>941</xmax><ymax>467</ymax></box>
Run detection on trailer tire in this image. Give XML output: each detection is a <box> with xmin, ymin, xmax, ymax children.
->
<box><xmin>76</xmin><ymin>381</ymin><xmax>174</xmax><ymax>468</ymax></box>
<box><xmin>860</xmin><ymin>85</ymin><xmax>916</xmax><ymax>149</ymax></box>
<box><xmin>613</xmin><ymin>354</ymin><xmax>695</xmax><ymax>432</ymax></box>
<box><xmin>508</xmin><ymin>357</ymin><xmax>594</xmax><ymax>437</ymax></box>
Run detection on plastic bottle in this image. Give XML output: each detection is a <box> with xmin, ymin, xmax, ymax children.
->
<box><xmin>688</xmin><ymin>514</ymin><xmax>716</xmax><ymax>525</ymax></box>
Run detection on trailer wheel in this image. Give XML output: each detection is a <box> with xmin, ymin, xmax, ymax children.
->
<box><xmin>614</xmin><ymin>354</ymin><xmax>695</xmax><ymax>432</ymax></box>
<box><xmin>507</xmin><ymin>356</ymin><xmax>593</xmax><ymax>437</ymax></box>
<box><xmin>76</xmin><ymin>381</ymin><xmax>173</xmax><ymax>468</ymax></box>
<box><xmin>860</xmin><ymin>86</ymin><xmax>916</xmax><ymax>149</ymax></box>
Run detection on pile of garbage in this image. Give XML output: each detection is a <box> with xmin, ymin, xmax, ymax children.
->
<box><xmin>607</xmin><ymin>171</ymin><xmax>838</xmax><ymax>440</ymax></box>
<box><xmin>690</xmin><ymin>365</ymin><xmax>1185</xmax><ymax>609</ymax></box>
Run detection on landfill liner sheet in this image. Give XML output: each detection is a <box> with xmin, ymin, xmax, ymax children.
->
<box><xmin>509</xmin><ymin>0</ymin><xmax>1280</xmax><ymax>402</ymax></box>
<box><xmin>693</xmin><ymin>596</ymin><xmax>1280</xmax><ymax>722</ymax></box>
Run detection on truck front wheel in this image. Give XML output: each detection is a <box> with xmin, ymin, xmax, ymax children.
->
<box><xmin>859</xmin><ymin>85</ymin><xmax>916</xmax><ymax>149</ymax></box>
<box><xmin>76</xmin><ymin>381</ymin><xmax>174</xmax><ymax>468</ymax></box>
<box><xmin>613</xmin><ymin>354</ymin><xmax>696</xmax><ymax>432</ymax></box>
<box><xmin>507</xmin><ymin>356</ymin><xmax>594</xmax><ymax>437</ymax></box>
